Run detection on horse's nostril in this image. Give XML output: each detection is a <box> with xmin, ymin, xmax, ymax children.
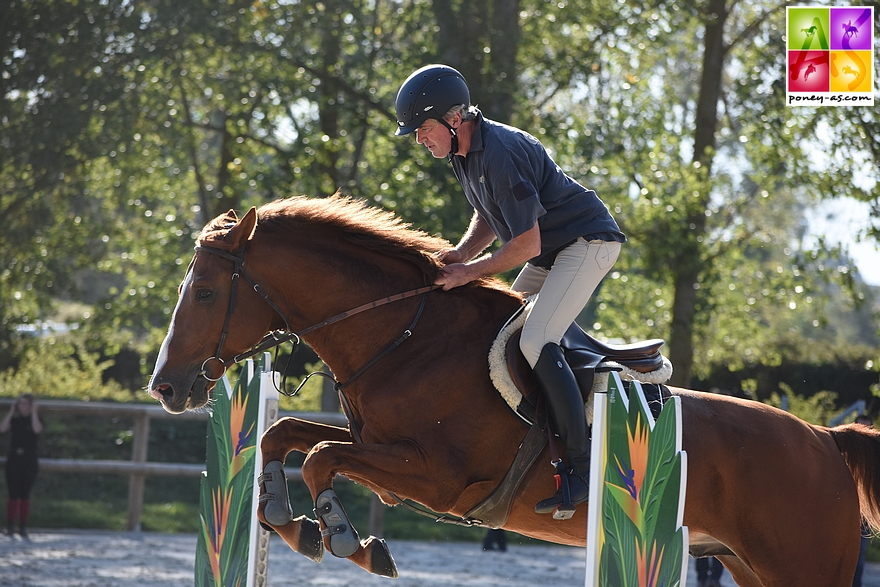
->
<box><xmin>150</xmin><ymin>384</ymin><xmax>174</xmax><ymax>404</ymax></box>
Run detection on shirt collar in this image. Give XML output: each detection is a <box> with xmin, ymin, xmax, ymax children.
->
<box><xmin>466</xmin><ymin>110</ymin><xmax>485</xmax><ymax>154</ymax></box>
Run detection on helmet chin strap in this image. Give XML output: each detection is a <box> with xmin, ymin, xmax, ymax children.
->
<box><xmin>436</xmin><ymin>118</ymin><xmax>459</xmax><ymax>160</ymax></box>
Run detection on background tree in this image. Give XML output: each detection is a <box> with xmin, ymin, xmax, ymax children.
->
<box><xmin>527</xmin><ymin>0</ymin><xmax>880</xmax><ymax>387</ymax></box>
<box><xmin>0</xmin><ymin>0</ymin><xmax>877</xmax><ymax>408</ymax></box>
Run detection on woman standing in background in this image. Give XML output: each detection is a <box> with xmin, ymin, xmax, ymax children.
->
<box><xmin>1</xmin><ymin>393</ymin><xmax>43</xmax><ymax>539</ymax></box>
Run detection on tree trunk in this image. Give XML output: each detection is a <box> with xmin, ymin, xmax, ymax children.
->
<box><xmin>668</xmin><ymin>0</ymin><xmax>727</xmax><ymax>387</ymax></box>
<box><xmin>315</xmin><ymin>0</ymin><xmax>344</xmax><ymax>195</ymax></box>
<box><xmin>432</xmin><ymin>0</ymin><xmax>520</xmax><ymax>122</ymax></box>
<box><xmin>486</xmin><ymin>0</ymin><xmax>521</xmax><ymax>123</ymax></box>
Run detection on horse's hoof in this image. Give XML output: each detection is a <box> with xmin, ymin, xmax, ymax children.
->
<box><xmin>259</xmin><ymin>461</ymin><xmax>293</xmax><ymax>526</ymax></box>
<box><xmin>296</xmin><ymin>515</ymin><xmax>325</xmax><ymax>563</ymax></box>
<box><xmin>367</xmin><ymin>536</ymin><xmax>398</xmax><ymax>578</ymax></box>
<box><xmin>315</xmin><ymin>489</ymin><xmax>360</xmax><ymax>558</ymax></box>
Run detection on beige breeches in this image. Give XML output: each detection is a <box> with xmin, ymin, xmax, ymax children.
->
<box><xmin>511</xmin><ymin>239</ymin><xmax>621</xmax><ymax>368</ymax></box>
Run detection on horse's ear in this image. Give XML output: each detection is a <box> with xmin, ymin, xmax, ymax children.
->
<box><xmin>230</xmin><ymin>207</ymin><xmax>257</xmax><ymax>248</ymax></box>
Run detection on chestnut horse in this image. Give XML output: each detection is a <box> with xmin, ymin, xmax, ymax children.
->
<box><xmin>149</xmin><ymin>196</ymin><xmax>880</xmax><ymax>587</ymax></box>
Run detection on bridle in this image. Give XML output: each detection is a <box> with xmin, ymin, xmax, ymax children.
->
<box><xmin>193</xmin><ymin>244</ymin><xmax>439</xmax><ymax>392</ymax></box>
<box><xmin>194</xmin><ymin>242</ymin><xmax>488</xmax><ymax>528</ymax></box>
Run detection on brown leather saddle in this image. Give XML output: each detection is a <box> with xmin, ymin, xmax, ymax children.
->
<box><xmin>506</xmin><ymin>318</ymin><xmax>665</xmax><ymax>423</ymax></box>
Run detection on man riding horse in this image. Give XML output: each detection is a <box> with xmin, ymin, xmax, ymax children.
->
<box><xmin>394</xmin><ymin>64</ymin><xmax>626</xmax><ymax>517</ymax></box>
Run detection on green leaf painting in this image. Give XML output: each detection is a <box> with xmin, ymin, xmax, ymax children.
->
<box><xmin>592</xmin><ymin>372</ymin><xmax>688</xmax><ymax>587</ymax></box>
<box><xmin>195</xmin><ymin>357</ymin><xmax>268</xmax><ymax>587</ymax></box>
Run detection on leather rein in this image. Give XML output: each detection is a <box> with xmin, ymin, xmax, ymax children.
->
<box><xmin>193</xmin><ymin>244</ymin><xmax>439</xmax><ymax>393</ymax></box>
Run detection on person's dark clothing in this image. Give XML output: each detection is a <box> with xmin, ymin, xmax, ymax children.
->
<box><xmin>482</xmin><ymin>528</ymin><xmax>507</xmax><ymax>552</ymax></box>
<box><xmin>696</xmin><ymin>557</ymin><xmax>723</xmax><ymax>584</ymax></box>
<box><xmin>5</xmin><ymin>415</ymin><xmax>39</xmax><ymax>499</ymax></box>
<box><xmin>450</xmin><ymin>111</ymin><xmax>625</xmax><ymax>269</ymax></box>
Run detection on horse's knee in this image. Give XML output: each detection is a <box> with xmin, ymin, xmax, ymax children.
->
<box><xmin>260</xmin><ymin>421</ymin><xmax>291</xmax><ymax>460</ymax></box>
<box><xmin>301</xmin><ymin>440</ymin><xmax>339</xmax><ymax>489</ymax></box>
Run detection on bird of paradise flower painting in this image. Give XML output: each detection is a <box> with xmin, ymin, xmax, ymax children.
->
<box><xmin>587</xmin><ymin>372</ymin><xmax>688</xmax><ymax>587</ymax></box>
<box><xmin>195</xmin><ymin>359</ymin><xmax>264</xmax><ymax>587</ymax></box>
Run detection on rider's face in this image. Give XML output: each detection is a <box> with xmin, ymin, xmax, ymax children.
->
<box><xmin>415</xmin><ymin>119</ymin><xmax>454</xmax><ymax>159</ymax></box>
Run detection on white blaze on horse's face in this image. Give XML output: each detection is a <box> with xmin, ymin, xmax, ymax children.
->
<box><xmin>148</xmin><ymin>269</ymin><xmax>193</xmax><ymax>403</ymax></box>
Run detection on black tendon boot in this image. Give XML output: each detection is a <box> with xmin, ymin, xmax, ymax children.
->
<box><xmin>533</xmin><ymin>343</ymin><xmax>592</xmax><ymax>519</ymax></box>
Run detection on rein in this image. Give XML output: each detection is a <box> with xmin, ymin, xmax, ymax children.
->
<box><xmin>193</xmin><ymin>244</ymin><xmax>439</xmax><ymax>390</ymax></box>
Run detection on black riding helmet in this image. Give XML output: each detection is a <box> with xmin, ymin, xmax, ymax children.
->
<box><xmin>394</xmin><ymin>64</ymin><xmax>470</xmax><ymax>136</ymax></box>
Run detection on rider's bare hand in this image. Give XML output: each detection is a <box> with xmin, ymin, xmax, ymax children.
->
<box><xmin>434</xmin><ymin>263</ymin><xmax>479</xmax><ymax>290</ymax></box>
<box><xmin>432</xmin><ymin>248</ymin><xmax>465</xmax><ymax>265</ymax></box>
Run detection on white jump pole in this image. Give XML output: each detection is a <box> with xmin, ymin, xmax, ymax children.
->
<box><xmin>246</xmin><ymin>354</ymin><xmax>280</xmax><ymax>587</ymax></box>
<box><xmin>584</xmin><ymin>384</ymin><xmax>607</xmax><ymax>587</ymax></box>
<box><xmin>583</xmin><ymin>372</ymin><xmax>689</xmax><ymax>587</ymax></box>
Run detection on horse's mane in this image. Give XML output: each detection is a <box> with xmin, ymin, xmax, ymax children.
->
<box><xmin>260</xmin><ymin>194</ymin><xmax>449</xmax><ymax>277</ymax></box>
<box><xmin>198</xmin><ymin>194</ymin><xmax>511</xmax><ymax>292</ymax></box>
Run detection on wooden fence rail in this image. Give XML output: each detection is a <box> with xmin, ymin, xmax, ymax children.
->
<box><xmin>0</xmin><ymin>399</ymin><xmax>347</xmax><ymax>530</ymax></box>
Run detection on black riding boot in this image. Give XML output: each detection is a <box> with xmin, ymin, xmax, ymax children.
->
<box><xmin>533</xmin><ymin>343</ymin><xmax>592</xmax><ymax>517</ymax></box>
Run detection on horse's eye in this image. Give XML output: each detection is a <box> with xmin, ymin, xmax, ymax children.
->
<box><xmin>195</xmin><ymin>289</ymin><xmax>213</xmax><ymax>302</ymax></box>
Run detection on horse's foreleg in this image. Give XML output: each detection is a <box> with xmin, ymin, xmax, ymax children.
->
<box><xmin>298</xmin><ymin>440</ymin><xmax>454</xmax><ymax>577</ymax></box>
<box><xmin>257</xmin><ymin>417</ymin><xmax>353</xmax><ymax>564</ymax></box>
<box><xmin>260</xmin><ymin>416</ymin><xmax>352</xmax><ymax>463</ymax></box>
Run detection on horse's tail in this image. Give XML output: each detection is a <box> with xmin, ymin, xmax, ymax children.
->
<box><xmin>830</xmin><ymin>423</ymin><xmax>880</xmax><ymax>533</ymax></box>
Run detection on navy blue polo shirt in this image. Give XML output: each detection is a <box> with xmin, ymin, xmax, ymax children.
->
<box><xmin>450</xmin><ymin>112</ymin><xmax>625</xmax><ymax>268</ymax></box>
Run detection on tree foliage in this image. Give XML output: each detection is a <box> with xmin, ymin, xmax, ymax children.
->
<box><xmin>538</xmin><ymin>0</ymin><xmax>879</xmax><ymax>385</ymax></box>
<box><xmin>1</xmin><ymin>0</ymin><xmax>877</xmax><ymax>403</ymax></box>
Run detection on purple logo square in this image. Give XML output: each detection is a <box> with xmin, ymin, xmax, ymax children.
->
<box><xmin>830</xmin><ymin>7</ymin><xmax>872</xmax><ymax>50</ymax></box>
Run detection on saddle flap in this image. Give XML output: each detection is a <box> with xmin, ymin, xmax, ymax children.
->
<box><xmin>504</xmin><ymin>331</ymin><xmax>617</xmax><ymax>410</ymax></box>
<box><xmin>505</xmin><ymin>330</ymin><xmax>539</xmax><ymax>400</ymax></box>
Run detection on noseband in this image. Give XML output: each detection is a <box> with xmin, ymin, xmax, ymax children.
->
<box><xmin>193</xmin><ymin>244</ymin><xmax>438</xmax><ymax>388</ymax></box>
